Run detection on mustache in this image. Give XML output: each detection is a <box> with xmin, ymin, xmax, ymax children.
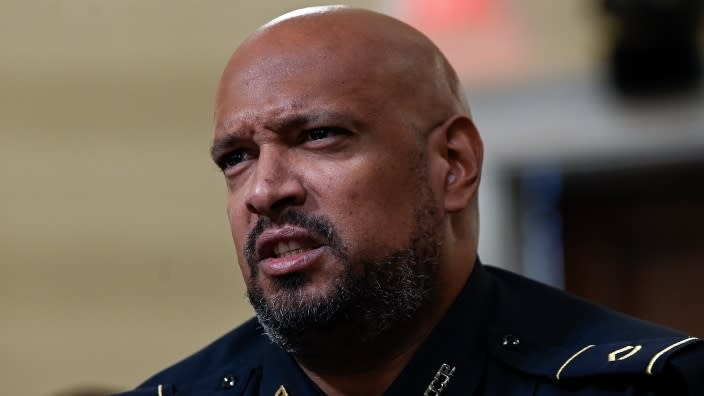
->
<box><xmin>244</xmin><ymin>209</ymin><xmax>348</xmax><ymax>269</ymax></box>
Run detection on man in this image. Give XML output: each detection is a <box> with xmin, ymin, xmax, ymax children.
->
<box><xmin>116</xmin><ymin>6</ymin><xmax>703</xmax><ymax>396</ymax></box>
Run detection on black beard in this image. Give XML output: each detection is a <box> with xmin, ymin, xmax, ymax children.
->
<box><xmin>244</xmin><ymin>204</ymin><xmax>441</xmax><ymax>356</ymax></box>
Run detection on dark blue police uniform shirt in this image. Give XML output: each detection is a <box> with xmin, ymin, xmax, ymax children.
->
<box><xmin>114</xmin><ymin>261</ymin><xmax>704</xmax><ymax>395</ymax></box>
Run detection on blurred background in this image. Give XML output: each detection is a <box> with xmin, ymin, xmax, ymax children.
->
<box><xmin>1</xmin><ymin>0</ymin><xmax>703</xmax><ymax>394</ymax></box>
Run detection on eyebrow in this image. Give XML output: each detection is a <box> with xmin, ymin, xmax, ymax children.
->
<box><xmin>210</xmin><ymin>133</ymin><xmax>243</xmax><ymax>162</ymax></box>
<box><xmin>210</xmin><ymin>111</ymin><xmax>358</xmax><ymax>161</ymax></box>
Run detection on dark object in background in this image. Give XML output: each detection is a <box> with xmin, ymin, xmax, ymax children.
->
<box><xmin>602</xmin><ymin>0</ymin><xmax>703</xmax><ymax>96</ymax></box>
<box><xmin>561</xmin><ymin>159</ymin><xmax>704</xmax><ymax>337</ymax></box>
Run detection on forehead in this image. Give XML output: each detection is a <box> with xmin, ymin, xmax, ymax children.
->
<box><xmin>215</xmin><ymin>70</ymin><xmax>382</xmax><ymax>138</ymax></box>
<box><xmin>214</xmin><ymin>28</ymin><xmax>414</xmax><ymax>135</ymax></box>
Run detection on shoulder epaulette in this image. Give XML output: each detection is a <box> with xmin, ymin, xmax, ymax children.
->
<box><xmin>489</xmin><ymin>331</ymin><xmax>702</xmax><ymax>381</ymax></box>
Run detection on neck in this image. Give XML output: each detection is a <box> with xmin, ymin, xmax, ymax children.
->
<box><xmin>293</xmin><ymin>308</ymin><xmax>437</xmax><ymax>396</ymax></box>
<box><xmin>297</xmin><ymin>345</ymin><xmax>418</xmax><ymax>396</ymax></box>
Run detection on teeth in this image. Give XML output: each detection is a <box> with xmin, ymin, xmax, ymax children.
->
<box><xmin>278</xmin><ymin>248</ymin><xmax>307</xmax><ymax>258</ymax></box>
<box><xmin>272</xmin><ymin>240</ymin><xmax>306</xmax><ymax>258</ymax></box>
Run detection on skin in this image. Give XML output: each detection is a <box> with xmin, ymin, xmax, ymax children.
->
<box><xmin>212</xmin><ymin>6</ymin><xmax>484</xmax><ymax>396</ymax></box>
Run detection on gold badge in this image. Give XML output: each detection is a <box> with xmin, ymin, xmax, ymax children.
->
<box><xmin>275</xmin><ymin>385</ymin><xmax>289</xmax><ymax>396</ymax></box>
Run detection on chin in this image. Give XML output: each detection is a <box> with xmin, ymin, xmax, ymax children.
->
<box><xmin>251</xmin><ymin>270</ymin><xmax>335</xmax><ymax>306</ymax></box>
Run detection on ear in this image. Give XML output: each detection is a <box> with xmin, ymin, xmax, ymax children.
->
<box><xmin>427</xmin><ymin>115</ymin><xmax>483</xmax><ymax>213</ymax></box>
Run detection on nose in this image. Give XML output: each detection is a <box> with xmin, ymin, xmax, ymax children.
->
<box><xmin>244</xmin><ymin>146</ymin><xmax>305</xmax><ymax>219</ymax></box>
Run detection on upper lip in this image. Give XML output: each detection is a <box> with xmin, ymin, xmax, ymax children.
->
<box><xmin>255</xmin><ymin>226</ymin><xmax>324</xmax><ymax>261</ymax></box>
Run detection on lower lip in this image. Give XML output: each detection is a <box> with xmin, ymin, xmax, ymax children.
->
<box><xmin>258</xmin><ymin>246</ymin><xmax>326</xmax><ymax>276</ymax></box>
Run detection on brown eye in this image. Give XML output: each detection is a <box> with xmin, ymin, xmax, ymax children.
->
<box><xmin>221</xmin><ymin>150</ymin><xmax>249</xmax><ymax>170</ymax></box>
<box><xmin>307</xmin><ymin>128</ymin><xmax>330</xmax><ymax>141</ymax></box>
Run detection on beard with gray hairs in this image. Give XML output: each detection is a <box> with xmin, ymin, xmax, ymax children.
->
<box><xmin>244</xmin><ymin>188</ymin><xmax>443</xmax><ymax>357</ymax></box>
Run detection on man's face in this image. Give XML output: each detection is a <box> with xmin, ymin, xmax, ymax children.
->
<box><xmin>212</xmin><ymin>31</ymin><xmax>445</xmax><ymax>352</ymax></box>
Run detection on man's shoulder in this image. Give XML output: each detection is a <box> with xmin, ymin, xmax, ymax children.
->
<box><xmin>136</xmin><ymin>317</ymin><xmax>269</xmax><ymax>390</ymax></box>
<box><xmin>484</xmin><ymin>265</ymin><xmax>680</xmax><ymax>342</ymax></box>
<box><xmin>482</xmin><ymin>265</ymin><xmax>704</xmax><ymax>395</ymax></box>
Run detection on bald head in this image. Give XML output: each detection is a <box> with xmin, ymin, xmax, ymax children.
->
<box><xmin>216</xmin><ymin>6</ymin><xmax>470</xmax><ymax>130</ymax></box>
<box><xmin>213</xmin><ymin>6</ymin><xmax>484</xmax><ymax>365</ymax></box>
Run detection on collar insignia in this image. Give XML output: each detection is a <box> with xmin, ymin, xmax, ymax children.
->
<box><xmin>424</xmin><ymin>363</ymin><xmax>456</xmax><ymax>396</ymax></box>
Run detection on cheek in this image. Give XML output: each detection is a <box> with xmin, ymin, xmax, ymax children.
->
<box><xmin>320</xmin><ymin>158</ymin><xmax>422</xmax><ymax>254</ymax></box>
<box><xmin>226</xmin><ymin>197</ymin><xmax>252</xmax><ymax>278</ymax></box>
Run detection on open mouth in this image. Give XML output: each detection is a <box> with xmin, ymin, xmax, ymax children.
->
<box><xmin>272</xmin><ymin>240</ymin><xmax>320</xmax><ymax>258</ymax></box>
<box><xmin>255</xmin><ymin>229</ymin><xmax>327</xmax><ymax>277</ymax></box>
<box><xmin>256</xmin><ymin>226</ymin><xmax>325</xmax><ymax>262</ymax></box>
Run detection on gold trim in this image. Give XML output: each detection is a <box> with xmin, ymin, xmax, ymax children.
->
<box><xmin>618</xmin><ymin>345</ymin><xmax>641</xmax><ymax>361</ymax></box>
<box><xmin>608</xmin><ymin>345</ymin><xmax>642</xmax><ymax>361</ymax></box>
<box><xmin>275</xmin><ymin>385</ymin><xmax>289</xmax><ymax>396</ymax></box>
<box><xmin>157</xmin><ymin>384</ymin><xmax>163</xmax><ymax>396</ymax></box>
<box><xmin>646</xmin><ymin>337</ymin><xmax>698</xmax><ymax>375</ymax></box>
<box><xmin>556</xmin><ymin>344</ymin><xmax>595</xmax><ymax>380</ymax></box>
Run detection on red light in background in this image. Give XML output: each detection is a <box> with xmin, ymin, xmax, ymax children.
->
<box><xmin>404</xmin><ymin>0</ymin><xmax>497</xmax><ymax>32</ymax></box>
<box><xmin>390</xmin><ymin>0</ymin><xmax>531</xmax><ymax>88</ymax></box>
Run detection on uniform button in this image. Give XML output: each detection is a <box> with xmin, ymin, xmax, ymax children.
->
<box><xmin>501</xmin><ymin>334</ymin><xmax>520</xmax><ymax>349</ymax></box>
<box><xmin>221</xmin><ymin>374</ymin><xmax>237</xmax><ymax>389</ymax></box>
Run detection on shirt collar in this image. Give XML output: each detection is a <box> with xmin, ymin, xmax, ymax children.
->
<box><xmin>385</xmin><ymin>259</ymin><xmax>494</xmax><ymax>396</ymax></box>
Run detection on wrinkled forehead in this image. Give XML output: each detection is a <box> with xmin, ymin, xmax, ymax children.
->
<box><xmin>214</xmin><ymin>11</ymin><xmax>459</xmax><ymax>136</ymax></box>
<box><xmin>217</xmin><ymin>40</ymin><xmax>408</xmax><ymax>131</ymax></box>
<box><xmin>215</xmin><ymin>44</ymin><xmax>385</xmax><ymax>131</ymax></box>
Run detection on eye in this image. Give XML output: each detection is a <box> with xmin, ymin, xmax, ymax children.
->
<box><xmin>306</xmin><ymin>128</ymin><xmax>332</xmax><ymax>141</ymax></box>
<box><xmin>219</xmin><ymin>149</ymin><xmax>250</xmax><ymax>171</ymax></box>
<box><xmin>303</xmin><ymin>127</ymin><xmax>352</xmax><ymax>144</ymax></box>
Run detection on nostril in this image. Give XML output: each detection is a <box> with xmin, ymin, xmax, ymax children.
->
<box><xmin>270</xmin><ymin>196</ymin><xmax>299</xmax><ymax>212</ymax></box>
<box><xmin>244</xmin><ymin>174</ymin><xmax>306</xmax><ymax>218</ymax></box>
<box><xmin>246</xmin><ymin>195</ymin><xmax>298</xmax><ymax>218</ymax></box>
<box><xmin>246</xmin><ymin>202</ymin><xmax>261</xmax><ymax>215</ymax></box>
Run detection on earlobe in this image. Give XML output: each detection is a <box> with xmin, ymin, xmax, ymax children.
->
<box><xmin>441</xmin><ymin>116</ymin><xmax>483</xmax><ymax>212</ymax></box>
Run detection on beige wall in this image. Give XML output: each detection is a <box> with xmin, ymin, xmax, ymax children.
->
<box><xmin>1</xmin><ymin>1</ymin><xmax>599</xmax><ymax>395</ymax></box>
<box><xmin>1</xmin><ymin>2</ymin><xmax>384</xmax><ymax>395</ymax></box>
